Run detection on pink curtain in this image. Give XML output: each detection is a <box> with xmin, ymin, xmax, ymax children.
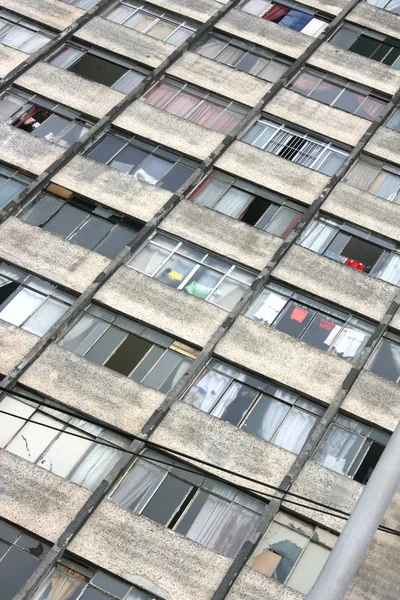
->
<box><xmin>212</xmin><ymin>109</ymin><xmax>243</xmax><ymax>134</ymax></box>
<box><xmin>165</xmin><ymin>91</ymin><xmax>199</xmax><ymax>117</ymax></box>
<box><xmin>356</xmin><ymin>95</ymin><xmax>385</xmax><ymax>120</ymax></box>
<box><xmin>263</xmin><ymin>4</ymin><xmax>290</xmax><ymax>21</ymax></box>
<box><xmin>190</xmin><ymin>172</ymin><xmax>216</xmax><ymax>199</ymax></box>
<box><xmin>189</xmin><ymin>100</ymin><xmax>224</xmax><ymax>128</ymax></box>
<box><xmin>144</xmin><ymin>82</ymin><xmax>179</xmax><ymax>109</ymax></box>
<box><xmin>292</xmin><ymin>72</ymin><xmax>321</xmax><ymax>92</ymax></box>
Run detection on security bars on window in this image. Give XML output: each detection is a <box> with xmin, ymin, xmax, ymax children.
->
<box><xmin>127</xmin><ymin>232</ymin><xmax>256</xmax><ymax>310</ymax></box>
<box><xmin>0</xmin><ymin>263</ymin><xmax>75</xmax><ymax>336</ymax></box>
<box><xmin>195</xmin><ymin>31</ymin><xmax>292</xmax><ymax>83</ymax></box>
<box><xmin>143</xmin><ymin>77</ymin><xmax>248</xmax><ymax>135</ymax></box>
<box><xmin>103</xmin><ymin>0</ymin><xmax>198</xmax><ymax>46</ymax></box>
<box><xmin>288</xmin><ymin>67</ymin><xmax>387</xmax><ymax>121</ymax></box>
<box><xmin>246</xmin><ymin>281</ymin><xmax>374</xmax><ymax>362</ymax></box>
<box><xmin>60</xmin><ymin>304</ymin><xmax>197</xmax><ymax>392</ymax></box>
<box><xmin>85</xmin><ymin>129</ymin><xmax>199</xmax><ymax>192</ymax></box>
<box><xmin>0</xmin><ymin>88</ymin><xmax>93</xmax><ymax>148</ymax></box>
<box><xmin>241</xmin><ymin>117</ymin><xmax>349</xmax><ymax>175</ymax></box>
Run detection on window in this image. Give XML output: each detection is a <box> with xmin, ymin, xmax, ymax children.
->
<box><xmin>288</xmin><ymin>67</ymin><xmax>387</xmax><ymax>120</ymax></box>
<box><xmin>313</xmin><ymin>414</ymin><xmax>389</xmax><ymax>484</ymax></box>
<box><xmin>246</xmin><ymin>281</ymin><xmax>374</xmax><ymax>362</ymax></box>
<box><xmin>330</xmin><ymin>24</ymin><xmax>400</xmax><ymax>69</ymax></box>
<box><xmin>0</xmin><ymin>519</ymin><xmax>51</xmax><ymax>600</ymax></box>
<box><xmin>239</xmin><ymin>0</ymin><xmax>329</xmax><ymax>37</ymax></box>
<box><xmin>0</xmin><ymin>390</ymin><xmax>130</xmax><ymax>491</ymax></box>
<box><xmin>184</xmin><ymin>359</ymin><xmax>323</xmax><ymax>452</ymax></box>
<box><xmin>0</xmin><ymin>88</ymin><xmax>92</xmax><ymax>148</ymax></box>
<box><xmin>241</xmin><ymin>117</ymin><xmax>349</xmax><ymax>175</ymax></box>
<box><xmin>249</xmin><ymin>511</ymin><xmax>337</xmax><ymax>594</ymax></box>
<box><xmin>110</xmin><ymin>449</ymin><xmax>264</xmax><ymax>558</ymax></box>
<box><xmin>127</xmin><ymin>232</ymin><xmax>256</xmax><ymax>310</ymax></box>
<box><xmin>59</xmin><ymin>0</ymin><xmax>100</xmax><ymax>8</ymax></box>
<box><xmin>85</xmin><ymin>128</ymin><xmax>199</xmax><ymax>192</ymax></box>
<box><xmin>0</xmin><ymin>263</ymin><xmax>75</xmax><ymax>336</ymax></box>
<box><xmin>196</xmin><ymin>32</ymin><xmax>292</xmax><ymax>82</ymax></box>
<box><xmin>143</xmin><ymin>78</ymin><xmax>248</xmax><ymax>134</ymax></box>
<box><xmin>20</xmin><ymin>186</ymin><xmax>140</xmax><ymax>259</ymax></box>
<box><xmin>31</xmin><ymin>557</ymin><xmax>159</xmax><ymax>600</ymax></box>
<box><xmin>189</xmin><ymin>170</ymin><xmax>305</xmax><ymax>237</ymax></box>
<box><xmin>60</xmin><ymin>304</ymin><xmax>197</xmax><ymax>392</ymax></box>
<box><xmin>299</xmin><ymin>216</ymin><xmax>400</xmax><ymax>286</ymax></box>
<box><xmin>0</xmin><ymin>163</ymin><xmax>33</xmax><ymax>210</ymax></box>
<box><xmin>49</xmin><ymin>43</ymin><xmax>151</xmax><ymax>94</ymax></box>
<box><xmin>103</xmin><ymin>1</ymin><xmax>197</xmax><ymax>46</ymax></box>
<box><xmin>367</xmin><ymin>333</ymin><xmax>400</xmax><ymax>383</ymax></box>
<box><xmin>344</xmin><ymin>155</ymin><xmax>400</xmax><ymax>203</ymax></box>
<box><xmin>0</xmin><ymin>10</ymin><xmax>53</xmax><ymax>54</ymax></box>
<box><xmin>386</xmin><ymin>108</ymin><xmax>400</xmax><ymax>132</ymax></box>
<box><xmin>365</xmin><ymin>0</ymin><xmax>400</xmax><ymax>15</ymax></box>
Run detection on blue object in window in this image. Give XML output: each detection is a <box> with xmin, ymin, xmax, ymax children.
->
<box><xmin>280</xmin><ymin>10</ymin><xmax>312</xmax><ymax>32</ymax></box>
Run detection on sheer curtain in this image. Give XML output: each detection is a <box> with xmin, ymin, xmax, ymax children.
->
<box><xmin>31</xmin><ymin>569</ymin><xmax>82</xmax><ymax>600</ymax></box>
<box><xmin>111</xmin><ymin>459</ymin><xmax>166</xmax><ymax>511</ymax></box>
<box><xmin>249</xmin><ymin>290</ymin><xmax>287</xmax><ymax>324</ymax></box>
<box><xmin>314</xmin><ymin>426</ymin><xmax>362</xmax><ymax>475</ymax></box>
<box><xmin>265</xmin><ymin>207</ymin><xmax>302</xmax><ymax>237</ymax></box>
<box><xmin>370</xmin><ymin>170</ymin><xmax>400</xmax><ymax>200</ymax></box>
<box><xmin>214</xmin><ymin>188</ymin><xmax>254</xmax><ymax>218</ymax></box>
<box><xmin>355</xmin><ymin>96</ymin><xmax>384</xmax><ymax>120</ymax></box>
<box><xmin>272</xmin><ymin>409</ymin><xmax>317</xmax><ymax>453</ymax></box>
<box><xmin>299</xmin><ymin>220</ymin><xmax>337</xmax><ymax>253</ymax></box>
<box><xmin>128</xmin><ymin>243</ymin><xmax>170</xmax><ymax>275</ymax></box>
<box><xmin>344</xmin><ymin>161</ymin><xmax>380</xmax><ymax>191</ymax></box>
<box><xmin>378</xmin><ymin>254</ymin><xmax>400</xmax><ymax>285</ymax></box>
<box><xmin>184</xmin><ymin>369</ymin><xmax>230</xmax><ymax>411</ymax></box>
<box><xmin>189</xmin><ymin>101</ymin><xmax>224</xmax><ymax>128</ymax></box>
<box><xmin>192</xmin><ymin>176</ymin><xmax>231</xmax><ymax>208</ymax></box>
<box><xmin>144</xmin><ymin>82</ymin><xmax>179</xmax><ymax>109</ymax></box>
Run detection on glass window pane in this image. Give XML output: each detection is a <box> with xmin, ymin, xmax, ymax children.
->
<box><xmin>110</xmin><ymin>145</ymin><xmax>147</xmax><ymax>174</ymax></box>
<box><xmin>134</xmin><ymin>156</ymin><xmax>171</xmax><ymax>185</ymax></box>
<box><xmin>142</xmin><ymin>475</ymin><xmax>192</xmax><ymax>524</ymax></box>
<box><xmin>69</xmin><ymin>53</ymin><xmax>127</xmax><ymax>86</ymax></box>
<box><xmin>43</xmin><ymin>204</ymin><xmax>88</xmax><ymax>237</ymax></box>
<box><xmin>0</xmin><ymin>287</ymin><xmax>44</xmax><ymax>327</ymax></box>
<box><xmin>128</xmin><ymin>243</ymin><xmax>171</xmax><ymax>276</ymax></box>
<box><xmin>211</xmin><ymin>381</ymin><xmax>258</xmax><ymax>425</ymax></box>
<box><xmin>271</xmin><ymin>408</ymin><xmax>318</xmax><ymax>453</ymax></box>
<box><xmin>21</xmin><ymin>33</ymin><xmax>50</xmax><ymax>54</ymax></box>
<box><xmin>50</xmin><ymin>47</ymin><xmax>84</xmax><ymax>69</ymax></box>
<box><xmin>38</xmin><ymin>426</ymin><xmax>92</xmax><ymax>477</ymax></box>
<box><xmin>274</xmin><ymin>302</ymin><xmax>315</xmax><ymax>338</ymax></box>
<box><xmin>69</xmin><ymin>216</ymin><xmax>113</xmax><ymax>249</ymax></box>
<box><xmin>105</xmin><ymin>333</ymin><xmax>152</xmax><ymax>376</ymax></box>
<box><xmin>184</xmin><ymin>369</ymin><xmax>231</xmax><ymax>412</ymax></box>
<box><xmin>0</xmin><ymin>25</ymin><xmax>34</xmax><ymax>50</ymax></box>
<box><xmin>300</xmin><ymin>314</ymin><xmax>342</xmax><ymax>351</ymax></box>
<box><xmin>111</xmin><ymin>458</ymin><xmax>166</xmax><ymax>512</ymax></box>
<box><xmin>287</xmin><ymin>542</ymin><xmax>330</xmax><ymax>594</ymax></box>
<box><xmin>368</xmin><ymin>339</ymin><xmax>400</xmax><ymax>382</ymax></box>
<box><xmin>208</xmin><ymin>277</ymin><xmax>248</xmax><ymax>310</ymax></box>
<box><xmin>0</xmin><ymin>179</ymin><xmax>28</xmax><ymax>208</ymax></box>
<box><xmin>155</xmin><ymin>255</ymin><xmax>196</xmax><ymax>288</ymax></box>
<box><xmin>314</xmin><ymin>424</ymin><xmax>364</xmax><ymax>474</ymax></box>
<box><xmin>23</xmin><ymin>298</ymin><xmax>68</xmax><ymax>336</ymax></box>
<box><xmin>242</xmin><ymin>395</ymin><xmax>290</xmax><ymax>441</ymax></box>
<box><xmin>6</xmin><ymin>411</ymin><xmax>63</xmax><ymax>462</ymax></box>
<box><xmin>0</xmin><ymin>395</ymin><xmax>36</xmax><ymax>447</ymax></box>
<box><xmin>113</xmin><ymin>70</ymin><xmax>145</xmax><ymax>94</ymax></box>
<box><xmin>86</xmin><ymin>136</ymin><xmax>125</xmax><ymax>164</ymax></box>
<box><xmin>85</xmin><ymin>326</ymin><xmax>127</xmax><ymax>366</ymax></box>
<box><xmin>184</xmin><ymin>265</ymin><xmax>221</xmax><ymax>299</ymax></box>
<box><xmin>60</xmin><ymin>314</ymin><xmax>109</xmax><ymax>355</ymax></box>
<box><xmin>21</xmin><ymin>195</ymin><xmax>63</xmax><ymax>226</ymax></box>
<box><xmin>94</xmin><ymin>225</ymin><xmax>137</xmax><ymax>258</ymax></box>
<box><xmin>147</xmin><ymin>20</ymin><xmax>175</xmax><ymax>41</ymax></box>
<box><xmin>0</xmin><ymin>546</ymin><xmax>40</xmax><ymax>600</ymax></box>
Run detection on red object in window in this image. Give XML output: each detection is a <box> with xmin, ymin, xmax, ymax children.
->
<box><xmin>263</xmin><ymin>5</ymin><xmax>290</xmax><ymax>22</ymax></box>
<box><xmin>290</xmin><ymin>306</ymin><xmax>308</xmax><ymax>323</ymax></box>
<box><xmin>345</xmin><ymin>258</ymin><xmax>366</xmax><ymax>271</ymax></box>
<box><xmin>319</xmin><ymin>319</ymin><xmax>336</xmax><ymax>331</ymax></box>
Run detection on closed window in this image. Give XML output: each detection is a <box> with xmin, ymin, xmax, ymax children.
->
<box><xmin>365</xmin><ymin>0</ymin><xmax>400</xmax><ymax>15</ymax></box>
<box><xmin>49</xmin><ymin>43</ymin><xmax>151</xmax><ymax>94</ymax></box>
<box><xmin>344</xmin><ymin>155</ymin><xmax>400</xmax><ymax>203</ymax></box>
<box><xmin>330</xmin><ymin>24</ymin><xmax>400</xmax><ymax>69</ymax></box>
<box><xmin>110</xmin><ymin>449</ymin><xmax>264</xmax><ymax>558</ymax></box>
<box><xmin>143</xmin><ymin>78</ymin><xmax>248</xmax><ymax>134</ymax></box>
<box><xmin>196</xmin><ymin>32</ymin><xmax>292</xmax><ymax>82</ymax></box>
<box><xmin>367</xmin><ymin>334</ymin><xmax>400</xmax><ymax>383</ymax></box>
<box><xmin>127</xmin><ymin>232</ymin><xmax>255</xmax><ymax>310</ymax></box>
<box><xmin>184</xmin><ymin>359</ymin><xmax>323</xmax><ymax>452</ymax></box>
<box><xmin>0</xmin><ymin>519</ymin><xmax>51</xmax><ymax>600</ymax></box>
<box><xmin>313</xmin><ymin>414</ymin><xmax>389</xmax><ymax>484</ymax></box>
<box><xmin>103</xmin><ymin>1</ymin><xmax>197</xmax><ymax>46</ymax></box>
<box><xmin>289</xmin><ymin>67</ymin><xmax>387</xmax><ymax>120</ymax></box>
<box><xmin>0</xmin><ymin>263</ymin><xmax>75</xmax><ymax>336</ymax></box>
<box><xmin>60</xmin><ymin>304</ymin><xmax>197</xmax><ymax>392</ymax></box>
<box><xmin>239</xmin><ymin>0</ymin><xmax>329</xmax><ymax>37</ymax></box>
<box><xmin>249</xmin><ymin>512</ymin><xmax>337</xmax><ymax>594</ymax></box>
<box><xmin>59</xmin><ymin>0</ymin><xmax>100</xmax><ymax>8</ymax></box>
<box><xmin>189</xmin><ymin>170</ymin><xmax>305</xmax><ymax>237</ymax></box>
<box><xmin>241</xmin><ymin>118</ymin><xmax>349</xmax><ymax>175</ymax></box>
<box><xmin>299</xmin><ymin>216</ymin><xmax>400</xmax><ymax>285</ymax></box>
<box><xmin>0</xmin><ymin>88</ymin><xmax>92</xmax><ymax>148</ymax></box>
<box><xmin>246</xmin><ymin>282</ymin><xmax>374</xmax><ymax>362</ymax></box>
<box><xmin>0</xmin><ymin>390</ymin><xmax>130</xmax><ymax>491</ymax></box>
<box><xmin>0</xmin><ymin>10</ymin><xmax>53</xmax><ymax>54</ymax></box>
<box><xmin>20</xmin><ymin>186</ymin><xmax>139</xmax><ymax>259</ymax></box>
<box><xmin>0</xmin><ymin>163</ymin><xmax>33</xmax><ymax>210</ymax></box>
<box><xmin>31</xmin><ymin>558</ymin><xmax>159</xmax><ymax>600</ymax></box>
<box><xmin>386</xmin><ymin>108</ymin><xmax>400</xmax><ymax>132</ymax></box>
<box><xmin>85</xmin><ymin>128</ymin><xmax>199</xmax><ymax>192</ymax></box>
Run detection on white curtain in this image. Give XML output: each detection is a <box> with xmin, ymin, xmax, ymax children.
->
<box><xmin>111</xmin><ymin>459</ymin><xmax>165</xmax><ymax>512</ymax></box>
<box><xmin>211</xmin><ymin>382</ymin><xmax>243</xmax><ymax>419</ymax></box>
<box><xmin>193</xmin><ymin>177</ymin><xmax>230</xmax><ymax>208</ymax></box>
<box><xmin>378</xmin><ymin>254</ymin><xmax>400</xmax><ymax>285</ymax></box>
<box><xmin>330</xmin><ymin>327</ymin><xmax>368</xmax><ymax>359</ymax></box>
<box><xmin>299</xmin><ymin>220</ymin><xmax>336</xmax><ymax>253</ymax></box>
<box><xmin>250</xmin><ymin>290</ymin><xmax>287</xmax><ymax>324</ymax></box>
<box><xmin>184</xmin><ymin>370</ymin><xmax>230</xmax><ymax>412</ymax></box>
<box><xmin>272</xmin><ymin>409</ymin><xmax>317</xmax><ymax>454</ymax></box>
<box><xmin>128</xmin><ymin>243</ymin><xmax>170</xmax><ymax>276</ymax></box>
<box><xmin>214</xmin><ymin>188</ymin><xmax>254</xmax><ymax>218</ymax></box>
<box><xmin>60</xmin><ymin>313</ymin><xmax>99</xmax><ymax>349</ymax></box>
<box><xmin>31</xmin><ymin>569</ymin><xmax>82</xmax><ymax>600</ymax></box>
<box><xmin>314</xmin><ymin>425</ymin><xmax>362</xmax><ymax>475</ymax></box>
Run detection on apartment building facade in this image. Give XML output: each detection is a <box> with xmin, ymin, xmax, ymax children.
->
<box><xmin>0</xmin><ymin>0</ymin><xmax>400</xmax><ymax>599</ymax></box>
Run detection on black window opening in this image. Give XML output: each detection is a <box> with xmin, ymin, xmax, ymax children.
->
<box><xmin>330</xmin><ymin>25</ymin><xmax>400</xmax><ymax>70</ymax></box>
<box><xmin>367</xmin><ymin>334</ymin><xmax>400</xmax><ymax>384</ymax></box>
<box><xmin>0</xmin><ymin>87</ymin><xmax>93</xmax><ymax>148</ymax></box>
<box><xmin>246</xmin><ymin>281</ymin><xmax>375</xmax><ymax>362</ymax></box>
<box><xmin>60</xmin><ymin>304</ymin><xmax>198</xmax><ymax>393</ymax></box>
<box><xmin>49</xmin><ymin>42</ymin><xmax>152</xmax><ymax>94</ymax></box>
<box><xmin>19</xmin><ymin>184</ymin><xmax>141</xmax><ymax>259</ymax></box>
<box><xmin>31</xmin><ymin>556</ymin><xmax>160</xmax><ymax>600</ymax></box>
<box><xmin>0</xmin><ymin>162</ymin><xmax>33</xmax><ymax>210</ymax></box>
<box><xmin>85</xmin><ymin>128</ymin><xmax>200</xmax><ymax>192</ymax></box>
<box><xmin>288</xmin><ymin>67</ymin><xmax>388</xmax><ymax>121</ymax></box>
<box><xmin>0</xmin><ymin>388</ymin><xmax>130</xmax><ymax>491</ymax></box>
<box><xmin>298</xmin><ymin>216</ymin><xmax>400</xmax><ymax>285</ymax></box>
<box><xmin>0</xmin><ymin>519</ymin><xmax>51</xmax><ymax>600</ymax></box>
<box><xmin>189</xmin><ymin>170</ymin><xmax>305</xmax><ymax>236</ymax></box>
<box><xmin>195</xmin><ymin>31</ymin><xmax>292</xmax><ymax>82</ymax></box>
<box><xmin>313</xmin><ymin>414</ymin><xmax>390</xmax><ymax>484</ymax></box>
<box><xmin>110</xmin><ymin>448</ymin><xmax>265</xmax><ymax>558</ymax></box>
<box><xmin>184</xmin><ymin>358</ymin><xmax>324</xmax><ymax>453</ymax></box>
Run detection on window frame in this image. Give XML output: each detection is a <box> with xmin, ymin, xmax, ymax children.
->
<box><xmin>330</xmin><ymin>23</ymin><xmax>400</xmax><ymax>69</ymax></box>
<box><xmin>0</xmin><ymin>162</ymin><xmax>33</xmax><ymax>210</ymax></box>
<box><xmin>364</xmin><ymin>0</ymin><xmax>400</xmax><ymax>15</ymax></box>
<box><xmin>367</xmin><ymin>331</ymin><xmax>400</xmax><ymax>384</ymax></box>
<box><xmin>0</xmin><ymin>10</ymin><xmax>54</xmax><ymax>54</ymax></box>
<box><xmin>344</xmin><ymin>155</ymin><xmax>400</xmax><ymax>203</ymax></box>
